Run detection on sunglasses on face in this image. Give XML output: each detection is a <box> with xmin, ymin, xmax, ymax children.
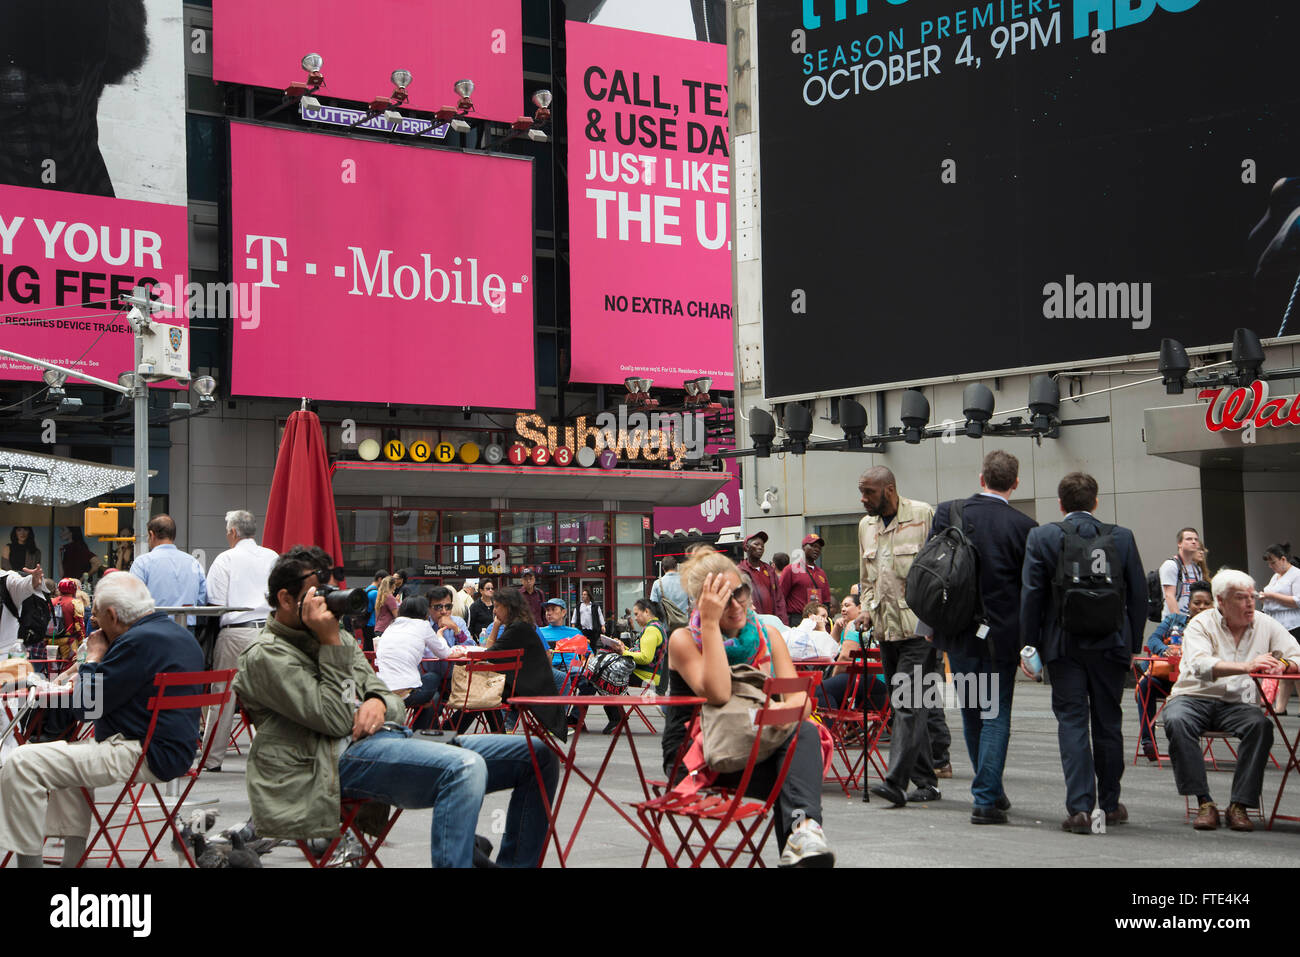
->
<box><xmin>432</xmin><ymin>602</ymin><xmax>452</xmax><ymax>611</ymax></box>
<box><xmin>728</xmin><ymin>586</ymin><xmax>751</xmax><ymax>606</ymax></box>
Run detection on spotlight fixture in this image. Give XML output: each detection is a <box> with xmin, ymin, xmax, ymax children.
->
<box><xmin>1027</xmin><ymin>374</ymin><xmax>1060</xmax><ymax>432</ymax></box>
<box><xmin>899</xmin><ymin>389</ymin><xmax>930</xmax><ymax>444</ymax></box>
<box><xmin>390</xmin><ymin>69</ymin><xmax>413</xmax><ymax>91</ymax></box>
<box><xmin>287</xmin><ymin>53</ymin><xmax>325</xmax><ymax>98</ymax></box>
<box><xmin>1157</xmin><ymin>338</ymin><xmax>1190</xmax><ymax>395</ymax></box>
<box><xmin>839</xmin><ymin>398</ymin><xmax>868</xmax><ymax>448</ymax></box>
<box><xmin>436</xmin><ymin>79</ymin><xmax>476</xmax><ymax>126</ymax></box>
<box><xmin>962</xmin><ymin>383</ymin><xmax>995</xmax><ymax>438</ymax></box>
<box><xmin>532</xmin><ymin>89</ymin><xmax>553</xmax><ymax>120</ymax></box>
<box><xmin>783</xmin><ymin>403</ymin><xmax>813</xmax><ymax>455</ymax></box>
<box><xmin>191</xmin><ymin>375</ymin><xmax>216</xmax><ymax>403</ymax></box>
<box><xmin>1230</xmin><ymin>327</ymin><xmax>1265</xmax><ymax>386</ymax></box>
<box><xmin>683</xmin><ymin>380</ymin><xmax>700</xmax><ymax>397</ymax></box>
<box><xmin>750</xmin><ymin>408</ymin><xmax>776</xmax><ymax>457</ymax></box>
<box><xmin>42</xmin><ymin>368</ymin><xmax>68</xmax><ymax>389</ymax></box>
<box><xmin>454</xmin><ymin>79</ymin><xmax>475</xmax><ymax>103</ymax></box>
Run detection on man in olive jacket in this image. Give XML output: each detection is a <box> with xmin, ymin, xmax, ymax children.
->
<box><xmin>234</xmin><ymin>546</ymin><xmax>557</xmax><ymax>868</ymax></box>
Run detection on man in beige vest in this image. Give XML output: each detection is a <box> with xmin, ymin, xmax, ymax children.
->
<box><xmin>856</xmin><ymin>466</ymin><xmax>949</xmax><ymax>806</ymax></box>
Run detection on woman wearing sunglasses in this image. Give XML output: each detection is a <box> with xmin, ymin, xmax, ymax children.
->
<box><xmin>659</xmin><ymin>547</ymin><xmax>835</xmax><ymax>867</ymax></box>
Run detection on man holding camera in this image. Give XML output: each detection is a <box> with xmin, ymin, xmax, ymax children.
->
<box><xmin>234</xmin><ymin>546</ymin><xmax>557</xmax><ymax>867</ymax></box>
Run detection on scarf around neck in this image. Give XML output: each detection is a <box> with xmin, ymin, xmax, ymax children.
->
<box><xmin>688</xmin><ymin>607</ymin><xmax>771</xmax><ymax>669</ymax></box>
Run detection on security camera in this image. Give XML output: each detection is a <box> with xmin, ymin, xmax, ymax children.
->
<box><xmin>759</xmin><ymin>487</ymin><xmax>778</xmax><ymax>513</ymax></box>
<box><xmin>760</xmin><ymin>498</ymin><xmax>772</xmax><ymax>513</ymax></box>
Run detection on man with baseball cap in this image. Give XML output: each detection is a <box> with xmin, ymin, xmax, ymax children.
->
<box><xmin>739</xmin><ymin>531</ymin><xmax>787</xmax><ymax>620</ymax></box>
<box><xmin>519</xmin><ymin>570</ymin><xmax>546</xmax><ymax>626</ymax></box>
<box><xmin>779</xmin><ymin>534</ymin><xmax>832</xmax><ymax>626</ymax></box>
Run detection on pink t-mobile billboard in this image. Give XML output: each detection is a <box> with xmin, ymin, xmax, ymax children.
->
<box><xmin>213</xmin><ymin>0</ymin><xmax>523</xmax><ymax>123</ymax></box>
<box><xmin>228</xmin><ymin>123</ymin><xmax>535</xmax><ymax>407</ymax></box>
<box><xmin>0</xmin><ymin>186</ymin><xmax>188</xmax><ymax>383</ymax></box>
<box><xmin>565</xmin><ymin>21</ymin><xmax>734</xmax><ymax>390</ymax></box>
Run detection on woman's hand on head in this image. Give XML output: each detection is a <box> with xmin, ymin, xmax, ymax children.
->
<box><xmin>697</xmin><ymin>572</ymin><xmax>730</xmax><ymax>625</ymax></box>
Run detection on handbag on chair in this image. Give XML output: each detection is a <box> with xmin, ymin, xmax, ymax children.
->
<box><xmin>448</xmin><ymin>663</ymin><xmax>505</xmax><ymax>710</ymax></box>
<box><xmin>700</xmin><ymin>663</ymin><xmax>797</xmax><ymax>773</ymax></box>
<box><xmin>581</xmin><ymin>650</ymin><xmax>635</xmax><ymax>694</ymax></box>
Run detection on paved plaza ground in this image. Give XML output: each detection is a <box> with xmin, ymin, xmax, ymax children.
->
<box><xmin>95</xmin><ymin>676</ymin><xmax>1300</xmax><ymax>868</ymax></box>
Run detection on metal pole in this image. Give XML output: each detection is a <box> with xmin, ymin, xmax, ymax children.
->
<box><xmin>132</xmin><ymin>311</ymin><xmax>150</xmax><ymax>558</ymax></box>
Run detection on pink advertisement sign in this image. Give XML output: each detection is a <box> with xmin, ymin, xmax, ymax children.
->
<box><xmin>0</xmin><ymin>185</ymin><xmax>189</xmax><ymax>383</ymax></box>
<box><xmin>565</xmin><ymin>21</ymin><xmax>734</xmax><ymax>390</ymax></box>
<box><xmin>213</xmin><ymin>0</ymin><xmax>523</xmax><ymax>123</ymax></box>
<box><xmin>228</xmin><ymin>123</ymin><xmax>535</xmax><ymax>407</ymax></box>
<box><xmin>654</xmin><ymin>473</ymin><xmax>740</xmax><ymax>537</ymax></box>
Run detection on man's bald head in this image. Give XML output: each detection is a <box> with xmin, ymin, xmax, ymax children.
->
<box><xmin>858</xmin><ymin>466</ymin><xmax>899</xmax><ymax>518</ymax></box>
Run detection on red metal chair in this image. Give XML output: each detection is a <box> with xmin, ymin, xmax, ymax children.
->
<box><xmin>441</xmin><ymin>649</ymin><xmax>524</xmax><ymax>734</ymax></box>
<box><xmin>635</xmin><ymin>674</ymin><xmax>815</xmax><ymax>868</ymax></box>
<box><xmin>78</xmin><ymin>669</ymin><xmax>236</xmax><ymax>868</ymax></box>
<box><xmin>552</xmin><ymin>636</ymin><xmax>591</xmax><ymax>696</ymax></box>
<box><xmin>296</xmin><ymin>798</ymin><xmax>402</xmax><ymax>868</ymax></box>
<box><xmin>226</xmin><ymin>699</ymin><xmax>253</xmax><ymax>755</ymax></box>
<box><xmin>403</xmin><ymin>658</ymin><xmax>450</xmax><ymax>730</ymax></box>
<box><xmin>819</xmin><ymin>651</ymin><xmax>868</xmax><ymax>796</ymax></box>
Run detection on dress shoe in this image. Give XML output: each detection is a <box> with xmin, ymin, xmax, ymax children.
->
<box><xmin>600</xmin><ymin>720</ymin><xmax>620</xmax><ymax>735</ymax></box>
<box><xmin>869</xmin><ymin>781</ymin><xmax>908</xmax><ymax>807</ymax></box>
<box><xmin>1142</xmin><ymin>744</ymin><xmax>1160</xmax><ymax>763</ymax></box>
<box><xmin>934</xmin><ymin>763</ymin><xmax>953</xmax><ymax>779</ymax></box>
<box><xmin>1192</xmin><ymin>802</ymin><xmax>1220</xmax><ymax>830</ymax></box>
<box><xmin>1105</xmin><ymin>803</ymin><xmax>1128</xmax><ymax>826</ymax></box>
<box><xmin>907</xmin><ymin>785</ymin><xmax>942</xmax><ymax>803</ymax></box>
<box><xmin>1061</xmin><ymin>812</ymin><xmax>1091</xmax><ymax>834</ymax></box>
<box><xmin>995</xmin><ymin>794</ymin><xmax>1012</xmax><ymax>811</ymax></box>
<box><xmin>1225</xmin><ymin>803</ymin><xmax>1254</xmax><ymax>832</ymax></box>
<box><xmin>971</xmin><ymin>805</ymin><xmax>1008</xmax><ymax>825</ymax></box>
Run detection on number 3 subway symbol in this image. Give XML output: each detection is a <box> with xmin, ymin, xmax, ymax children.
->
<box><xmin>409</xmin><ymin>440</ymin><xmax>432</xmax><ymax>463</ymax></box>
<box><xmin>434</xmin><ymin>442</ymin><xmax>456</xmax><ymax>463</ymax></box>
<box><xmin>384</xmin><ymin>439</ymin><xmax>407</xmax><ymax>461</ymax></box>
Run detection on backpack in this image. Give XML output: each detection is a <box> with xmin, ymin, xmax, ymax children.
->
<box><xmin>654</xmin><ymin>580</ymin><xmax>689</xmax><ymax>634</ymax></box>
<box><xmin>905</xmin><ymin>500</ymin><xmax>985</xmax><ymax>637</ymax></box>
<box><xmin>0</xmin><ymin>574</ymin><xmax>52</xmax><ymax>648</ymax></box>
<box><xmin>1054</xmin><ymin>519</ymin><xmax>1126</xmax><ymax>643</ymax></box>
<box><xmin>1146</xmin><ymin>555</ymin><xmax>1185</xmax><ymax>623</ymax></box>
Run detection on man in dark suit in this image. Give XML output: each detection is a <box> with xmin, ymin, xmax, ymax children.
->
<box><xmin>1021</xmin><ymin>472</ymin><xmax>1147</xmax><ymax>834</ymax></box>
<box><xmin>927</xmin><ymin>450</ymin><xmax>1037</xmax><ymax>825</ymax></box>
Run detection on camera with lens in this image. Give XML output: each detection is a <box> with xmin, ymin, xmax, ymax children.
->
<box><xmin>315</xmin><ymin>584</ymin><xmax>369</xmax><ymax>618</ymax></box>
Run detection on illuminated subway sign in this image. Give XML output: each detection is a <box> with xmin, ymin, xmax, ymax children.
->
<box><xmin>515</xmin><ymin>406</ymin><xmax>705</xmax><ymax>470</ymax></box>
<box><xmin>1199</xmin><ymin>381</ymin><xmax>1300</xmax><ymax>434</ymax></box>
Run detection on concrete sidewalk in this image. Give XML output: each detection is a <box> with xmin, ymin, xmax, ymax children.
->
<box><xmin>117</xmin><ymin>678</ymin><xmax>1300</xmax><ymax>867</ymax></box>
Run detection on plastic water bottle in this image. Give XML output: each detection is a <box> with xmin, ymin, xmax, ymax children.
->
<box><xmin>1020</xmin><ymin>646</ymin><xmax>1044</xmax><ymax>682</ymax></box>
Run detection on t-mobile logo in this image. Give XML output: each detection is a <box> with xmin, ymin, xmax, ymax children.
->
<box><xmin>246</xmin><ymin>235</ymin><xmax>289</xmax><ymax>289</ymax></box>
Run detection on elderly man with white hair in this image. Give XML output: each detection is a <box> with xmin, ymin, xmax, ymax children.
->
<box><xmin>1162</xmin><ymin>567</ymin><xmax>1300</xmax><ymax>832</ymax></box>
<box><xmin>0</xmin><ymin>573</ymin><xmax>203</xmax><ymax>866</ymax></box>
<box><xmin>202</xmin><ymin>510</ymin><xmax>278</xmax><ymax>772</ymax></box>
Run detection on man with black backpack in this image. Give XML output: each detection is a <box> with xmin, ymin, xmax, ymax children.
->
<box><xmin>921</xmin><ymin>450</ymin><xmax>1038</xmax><ymax>825</ymax></box>
<box><xmin>1021</xmin><ymin>472</ymin><xmax>1147</xmax><ymax>835</ymax></box>
<box><xmin>0</xmin><ymin>562</ymin><xmax>47</xmax><ymax>655</ymax></box>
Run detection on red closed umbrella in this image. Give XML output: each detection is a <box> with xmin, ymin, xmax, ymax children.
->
<box><xmin>262</xmin><ymin>409</ymin><xmax>343</xmax><ymax>572</ymax></box>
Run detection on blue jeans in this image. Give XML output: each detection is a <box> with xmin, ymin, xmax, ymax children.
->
<box><xmin>338</xmin><ymin>728</ymin><xmax>558</xmax><ymax>867</ymax></box>
<box><xmin>946</xmin><ymin>654</ymin><xmax>1017</xmax><ymax>809</ymax></box>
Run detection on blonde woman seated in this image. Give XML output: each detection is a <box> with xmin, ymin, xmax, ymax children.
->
<box><xmin>659</xmin><ymin>547</ymin><xmax>835</xmax><ymax>868</ymax></box>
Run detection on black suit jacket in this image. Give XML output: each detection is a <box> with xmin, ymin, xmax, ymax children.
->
<box><xmin>1020</xmin><ymin>513</ymin><xmax>1147</xmax><ymax>664</ymax></box>
<box><xmin>928</xmin><ymin>494</ymin><xmax>1038</xmax><ymax>665</ymax></box>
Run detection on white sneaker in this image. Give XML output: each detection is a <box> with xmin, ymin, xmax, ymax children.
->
<box><xmin>778</xmin><ymin>819</ymin><xmax>835</xmax><ymax>868</ymax></box>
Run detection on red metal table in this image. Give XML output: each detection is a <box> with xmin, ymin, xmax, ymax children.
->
<box><xmin>510</xmin><ymin>694</ymin><xmax>704</xmax><ymax>867</ymax></box>
<box><xmin>1250</xmin><ymin>672</ymin><xmax>1300</xmax><ymax>829</ymax></box>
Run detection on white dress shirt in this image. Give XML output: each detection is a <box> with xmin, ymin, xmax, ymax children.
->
<box><xmin>206</xmin><ymin>538</ymin><xmax>279</xmax><ymax>627</ymax></box>
<box><xmin>1172</xmin><ymin>608</ymin><xmax>1300</xmax><ymax>704</ymax></box>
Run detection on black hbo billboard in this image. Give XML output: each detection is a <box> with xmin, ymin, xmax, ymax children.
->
<box><xmin>756</xmin><ymin>0</ymin><xmax>1300</xmax><ymax>399</ymax></box>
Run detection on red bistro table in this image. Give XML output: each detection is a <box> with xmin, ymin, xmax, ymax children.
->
<box><xmin>1249</xmin><ymin>672</ymin><xmax>1300</xmax><ymax>829</ymax></box>
<box><xmin>510</xmin><ymin>694</ymin><xmax>704</xmax><ymax>867</ymax></box>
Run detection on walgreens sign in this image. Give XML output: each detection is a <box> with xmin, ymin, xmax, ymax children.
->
<box><xmin>1199</xmin><ymin>381</ymin><xmax>1300</xmax><ymax>433</ymax></box>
